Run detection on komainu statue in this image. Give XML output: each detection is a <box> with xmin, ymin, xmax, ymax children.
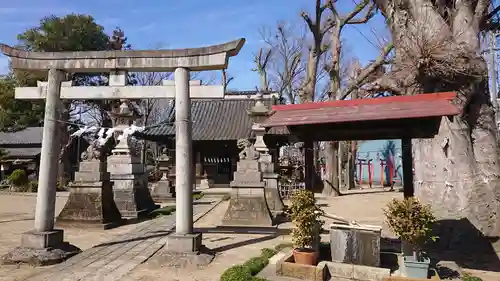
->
<box><xmin>81</xmin><ymin>140</ymin><xmax>102</xmax><ymax>161</ymax></box>
<box><xmin>237</xmin><ymin>139</ymin><xmax>260</xmax><ymax>160</ymax></box>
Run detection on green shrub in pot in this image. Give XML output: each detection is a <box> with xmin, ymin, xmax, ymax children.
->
<box><xmin>384</xmin><ymin>197</ymin><xmax>437</xmax><ymax>278</ymax></box>
<box><xmin>289</xmin><ymin>189</ymin><xmax>324</xmax><ymax>265</ymax></box>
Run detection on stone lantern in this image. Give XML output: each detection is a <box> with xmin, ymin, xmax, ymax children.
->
<box><xmin>150</xmin><ymin>147</ymin><xmax>175</xmax><ymax>201</ymax></box>
<box><xmin>107</xmin><ymin>99</ymin><xmax>158</xmax><ymax>219</ymax></box>
<box><xmin>247</xmin><ymin>92</ymin><xmax>284</xmax><ymax>213</ymax></box>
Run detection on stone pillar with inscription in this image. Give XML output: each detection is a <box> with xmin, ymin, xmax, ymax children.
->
<box><xmin>248</xmin><ymin>93</ymin><xmax>285</xmax><ymax>214</ymax></box>
<box><xmin>108</xmin><ymin>98</ymin><xmax>158</xmax><ymax>219</ymax></box>
<box><xmin>221</xmin><ymin>139</ymin><xmax>274</xmax><ymax>227</ymax></box>
<box><xmin>150</xmin><ymin>148</ymin><xmax>175</xmax><ymax>201</ymax></box>
<box><xmin>57</xmin><ymin>139</ymin><xmax>122</xmax><ymax>228</ymax></box>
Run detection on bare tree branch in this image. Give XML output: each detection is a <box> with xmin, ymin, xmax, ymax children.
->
<box><xmin>339</xmin><ymin>42</ymin><xmax>394</xmax><ymax>100</ymax></box>
<box><xmin>259</xmin><ymin>21</ymin><xmax>307</xmax><ymax>103</ymax></box>
<box><xmin>343</xmin><ymin>0</ymin><xmax>375</xmax><ymax>25</ymax></box>
<box><xmin>222</xmin><ymin>69</ymin><xmax>234</xmax><ymax>92</ymax></box>
<box><xmin>475</xmin><ymin>0</ymin><xmax>493</xmax><ymax>26</ymax></box>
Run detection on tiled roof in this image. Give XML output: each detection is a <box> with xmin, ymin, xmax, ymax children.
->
<box><xmin>3</xmin><ymin>147</ymin><xmax>41</xmax><ymax>158</ymax></box>
<box><xmin>140</xmin><ymin>98</ymin><xmax>288</xmax><ymax>141</ymax></box>
<box><xmin>0</xmin><ymin>127</ymin><xmax>43</xmax><ymax>145</ymax></box>
<box><xmin>264</xmin><ymin>92</ymin><xmax>459</xmax><ymax>127</ymax></box>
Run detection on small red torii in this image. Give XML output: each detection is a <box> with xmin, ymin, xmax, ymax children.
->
<box><xmin>357</xmin><ymin>157</ymin><xmax>373</xmax><ymax>188</ymax></box>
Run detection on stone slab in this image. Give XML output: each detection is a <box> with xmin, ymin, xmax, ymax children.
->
<box><xmin>1</xmin><ymin>243</ymin><xmax>81</xmax><ymax>266</ymax></box>
<box><xmin>330</xmin><ymin>223</ymin><xmax>381</xmax><ymax>267</ymax></box>
<box><xmin>323</xmin><ymin>261</ymin><xmax>390</xmax><ymax>281</ymax></box>
<box><xmin>77</xmin><ymin>161</ymin><xmax>107</xmax><ymax>174</ymax></box>
<box><xmin>237</xmin><ymin>159</ymin><xmax>261</xmax><ymax>171</ymax></box>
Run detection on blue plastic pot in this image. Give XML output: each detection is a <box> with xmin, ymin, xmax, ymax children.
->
<box><xmin>403</xmin><ymin>255</ymin><xmax>430</xmax><ymax>279</ymax></box>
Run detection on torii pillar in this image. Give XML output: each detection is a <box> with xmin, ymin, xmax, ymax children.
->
<box><xmin>0</xmin><ymin>39</ymin><xmax>245</xmax><ymax>265</ymax></box>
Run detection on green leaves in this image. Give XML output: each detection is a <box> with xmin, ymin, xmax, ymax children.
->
<box><xmin>290</xmin><ymin>189</ymin><xmax>324</xmax><ymax>248</ymax></box>
<box><xmin>383</xmin><ymin>197</ymin><xmax>436</xmax><ymax>249</ymax></box>
<box><xmin>0</xmin><ymin>76</ymin><xmax>44</xmax><ymax>131</ymax></box>
<box><xmin>0</xmin><ymin>14</ymin><xmax>131</xmax><ymax>132</ymax></box>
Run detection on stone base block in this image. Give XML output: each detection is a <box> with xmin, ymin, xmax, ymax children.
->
<box><xmin>150</xmin><ymin>180</ymin><xmax>175</xmax><ymax>202</ymax></box>
<box><xmin>114</xmin><ymin>185</ymin><xmax>159</xmax><ymax>219</ymax></box>
<box><xmin>21</xmin><ymin>229</ymin><xmax>64</xmax><ymax>249</ymax></box>
<box><xmin>1</xmin><ymin>230</ymin><xmax>81</xmax><ymax>266</ymax></box>
<box><xmin>56</xmin><ymin>182</ymin><xmax>122</xmax><ymax>229</ymax></box>
<box><xmin>221</xmin><ymin>194</ymin><xmax>274</xmax><ymax>227</ymax></box>
<box><xmin>165</xmin><ymin>233</ymin><xmax>202</xmax><ymax>253</ymax></box>
<box><xmin>154</xmin><ymin>233</ymin><xmax>214</xmax><ymax>269</ymax></box>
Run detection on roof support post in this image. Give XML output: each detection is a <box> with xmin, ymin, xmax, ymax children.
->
<box><xmin>402</xmin><ymin>137</ymin><xmax>414</xmax><ymax>198</ymax></box>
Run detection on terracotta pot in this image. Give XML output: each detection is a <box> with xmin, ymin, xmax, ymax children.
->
<box><xmin>293</xmin><ymin>248</ymin><xmax>317</xmax><ymax>265</ymax></box>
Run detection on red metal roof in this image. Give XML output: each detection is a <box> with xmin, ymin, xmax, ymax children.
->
<box><xmin>263</xmin><ymin>92</ymin><xmax>459</xmax><ymax>128</ymax></box>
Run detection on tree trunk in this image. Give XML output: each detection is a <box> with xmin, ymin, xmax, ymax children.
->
<box><xmin>374</xmin><ymin>0</ymin><xmax>500</xmax><ymax>238</ymax></box>
<box><xmin>299</xmin><ymin>49</ymin><xmax>318</xmax><ymax>103</ymax></box>
<box><xmin>323</xmin><ymin>141</ymin><xmax>340</xmax><ymax>196</ymax></box>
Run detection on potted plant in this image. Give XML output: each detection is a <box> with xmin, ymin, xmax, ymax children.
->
<box><xmin>384</xmin><ymin>197</ymin><xmax>437</xmax><ymax>279</ymax></box>
<box><xmin>290</xmin><ymin>189</ymin><xmax>324</xmax><ymax>265</ymax></box>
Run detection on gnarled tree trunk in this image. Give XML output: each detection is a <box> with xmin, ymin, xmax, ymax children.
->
<box><xmin>374</xmin><ymin>0</ymin><xmax>500</xmax><ymax>238</ymax></box>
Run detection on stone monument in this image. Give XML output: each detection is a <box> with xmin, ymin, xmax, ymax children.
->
<box><xmin>221</xmin><ymin>138</ymin><xmax>274</xmax><ymax>227</ymax></box>
<box><xmin>57</xmin><ymin>138</ymin><xmax>122</xmax><ymax>228</ymax></box>
<box><xmin>330</xmin><ymin>223</ymin><xmax>382</xmax><ymax>267</ymax></box>
<box><xmin>248</xmin><ymin>92</ymin><xmax>285</xmax><ymax>214</ymax></box>
<box><xmin>108</xmin><ymin>99</ymin><xmax>158</xmax><ymax>219</ymax></box>
<box><xmin>150</xmin><ymin>148</ymin><xmax>175</xmax><ymax>201</ymax></box>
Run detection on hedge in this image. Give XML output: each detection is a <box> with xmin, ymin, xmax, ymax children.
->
<box><xmin>220</xmin><ymin>242</ymin><xmax>293</xmax><ymax>281</ymax></box>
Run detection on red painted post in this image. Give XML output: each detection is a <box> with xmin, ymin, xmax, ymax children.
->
<box><xmin>368</xmin><ymin>159</ymin><xmax>373</xmax><ymax>188</ymax></box>
<box><xmin>358</xmin><ymin>159</ymin><xmax>364</xmax><ymax>185</ymax></box>
<box><xmin>379</xmin><ymin>159</ymin><xmax>385</xmax><ymax>186</ymax></box>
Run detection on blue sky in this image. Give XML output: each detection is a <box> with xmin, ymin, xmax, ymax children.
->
<box><xmin>0</xmin><ymin>0</ymin><xmax>387</xmax><ymax>90</ymax></box>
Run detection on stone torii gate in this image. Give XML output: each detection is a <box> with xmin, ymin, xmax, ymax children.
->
<box><xmin>0</xmin><ymin>38</ymin><xmax>245</xmax><ymax>264</ymax></box>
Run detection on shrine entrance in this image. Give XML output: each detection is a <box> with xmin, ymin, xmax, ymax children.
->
<box><xmin>262</xmin><ymin>92</ymin><xmax>460</xmax><ymax>198</ymax></box>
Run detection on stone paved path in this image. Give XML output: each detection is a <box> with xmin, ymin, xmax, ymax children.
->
<box><xmin>21</xmin><ymin>199</ymin><xmax>220</xmax><ymax>281</ymax></box>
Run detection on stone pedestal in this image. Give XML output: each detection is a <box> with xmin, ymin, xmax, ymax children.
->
<box><xmin>151</xmin><ymin>176</ymin><xmax>175</xmax><ymax>202</ymax></box>
<box><xmin>199</xmin><ymin>178</ymin><xmax>214</xmax><ymax>189</ymax></box>
<box><xmin>329</xmin><ymin>223</ymin><xmax>382</xmax><ymax>267</ymax></box>
<box><xmin>165</xmin><ymin>233</ymin><xmax>202</xmax><ymax>253</ymax></box>
<box><xmin>2</xmin><ymin>229</ymin><xmax>80</xmax><ymax>266</ymax></box>
<box><xmin>260</xmin><ymin>153</ymin><xmax>285</xmax><ymax>213</ymax></box>
<box><xmin>156</xmin><ymin>232</ymin><xmax>214</xmax><ymax>268</ymax></box>
<box><xmin>109</xmin><ymin>154</ymin><xmax>158</xmax><ymax>219</ymax></box>
<box><xmin>151</xmin><ymin>151</ymin><xmax>175</xmax><ymax>202</ymax></box>
<box><xmin>57</xmin><ymin>160</ymin><xmax>122</xmax><ymax>229</ymax></box>
<box><xmin>222</xmin><ymin>159</ymin><xmax>274</xmax><ymax>227</ymax></box>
